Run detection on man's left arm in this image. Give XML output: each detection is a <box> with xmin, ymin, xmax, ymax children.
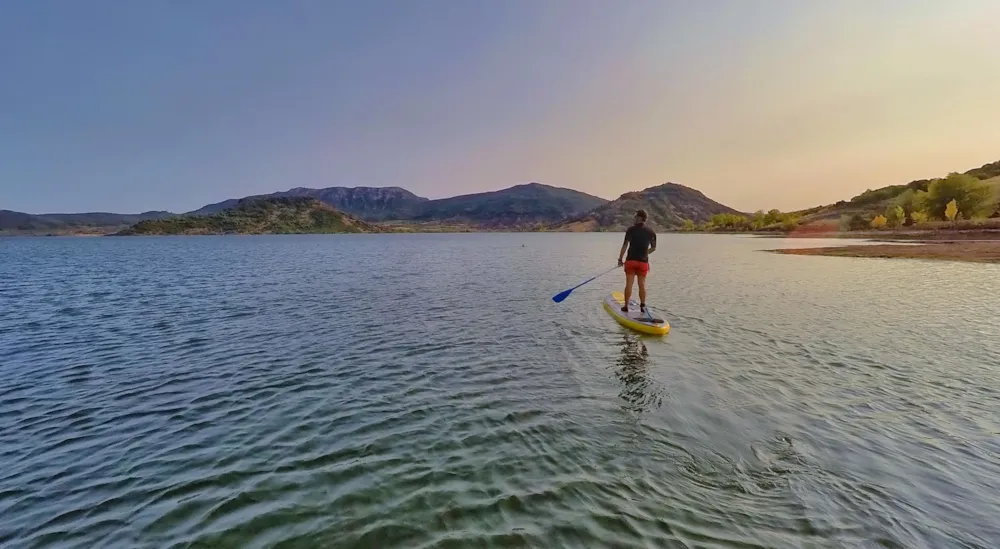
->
<box><xmin>648</xmin><ymin>232</ymin><xmax>657</xmax><ymax>255</ymax></box>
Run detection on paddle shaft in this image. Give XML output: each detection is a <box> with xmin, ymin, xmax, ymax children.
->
<box><xmin>552</xmin><ymin>264</ymin><xmax>620</xmax><ymax>302</ymax></box>
<box><xmin>570</xmin><ymin>265</ymin><xmax>620</xmax><ymax>291</ymax></box>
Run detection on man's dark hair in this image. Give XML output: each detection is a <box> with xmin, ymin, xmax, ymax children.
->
<box><xmin>635</xmin><ymin>209</ymin><xmax>648</xmax><ymax>222</ymax></box>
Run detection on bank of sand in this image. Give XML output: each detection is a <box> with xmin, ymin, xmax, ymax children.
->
<box><xmin>771</xmin><ymin>240</ymin><xmax>1000</xmax><ymax>263</ymax></box>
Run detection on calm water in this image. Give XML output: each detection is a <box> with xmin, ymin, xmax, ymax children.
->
<box><xmin>2</xmin><ymin>234</ymin><xmax>999</xmax><ymax>549</ymax></box>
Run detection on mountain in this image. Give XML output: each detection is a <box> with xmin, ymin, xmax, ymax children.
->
<box><xmin>190</xmin><ymin>182</ymin><xmax>606</xmax><ymax>228</ymax></box>
<box><xmin>0</xmin><ymin>210</ymin><xmax>59</xmax><ymax>231</ymax></box>
<box><xmin>190</xmin><ymin>186</ymin><xmax>428</xmax><ymax>220</ymax></box>
<box><xmin>551</xmin><ymin>183</ymin><xmax>741</xmax><ymax>231</ymax></box>
<box><xmin>0</xmin><ymin>210</ymin><xmax>173</xmax><ymax>233</ymax></box>
<box><xmin>118</xmin><ymin>197</ymin><xmax>381</xmax><ymax>235</ymax></box>
<box><xmin>408</xmin><ymin>183</ymin><xmax>606</xmax><ymax>227</ymax></box>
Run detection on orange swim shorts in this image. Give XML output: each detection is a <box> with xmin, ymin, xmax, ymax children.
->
<box><xmin>624</xmin><ymin>260</ymin><xmax>649</xmax><ymax>277</ymax></box>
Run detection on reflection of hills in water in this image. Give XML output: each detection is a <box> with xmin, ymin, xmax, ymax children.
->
<box><xmin>614</xmin><ymin>334</ymin><xmax>664</xmax><ymax>413</ymax></box>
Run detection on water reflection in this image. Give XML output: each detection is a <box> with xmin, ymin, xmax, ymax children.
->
<box><xmin>613</xmin><ymin>333</ymin><xmax>663</xmax><ymax>414</ymax></box>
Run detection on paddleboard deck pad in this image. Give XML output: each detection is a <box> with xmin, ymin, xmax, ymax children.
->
<box><xmin>602</xmin><ymin>292</ymin><xmax>670</xmax><ymax>336</ymax></box>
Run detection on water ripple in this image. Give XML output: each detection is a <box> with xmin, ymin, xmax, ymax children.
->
<box><xmin>0</xmin><ymin>234</ymin><xmax>998</xmax><ymax>548</ymax></box>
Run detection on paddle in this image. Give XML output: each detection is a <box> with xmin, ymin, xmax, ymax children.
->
<box><xmin>552</xmin><ymin>265</ymin><xmax>620</xmax><ymax>303</ymax></box>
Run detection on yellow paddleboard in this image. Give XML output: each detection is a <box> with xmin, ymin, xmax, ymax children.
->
<box><xmin>602</xmin><ymin>292</ymin><xmax>670</xmax><ymax>336</ymax></box>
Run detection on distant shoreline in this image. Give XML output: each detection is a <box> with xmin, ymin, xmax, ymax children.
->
<box><xmin>768</xmin><ymin>241</ymin><xmax>1000</xmax><ymax>263</ymax></box>
<box><xmin>6</xmin><ymin>226</ymin><xmax>1000</xmax><ymax>239</ymax></box>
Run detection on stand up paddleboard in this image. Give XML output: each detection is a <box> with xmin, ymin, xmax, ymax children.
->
<box><xmin>602</xmin><ymin>292</ymin><xmax>670</xmax><ymax>336</ymax></box>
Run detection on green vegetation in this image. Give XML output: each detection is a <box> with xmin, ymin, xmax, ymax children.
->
<box><xmin>886</xmin><ymin>205</ymin><xmax>905</xmax><ymax>228</ymax></box>
<box><xmin>707</xmin><ymin>213</ymin><xmax>750</xmax><ymax>230</ymax></box>
<box><xmin>920</xmin><ymin>173</ymin><xmax>995</xmax><ymax>220</ymax></box>
<box><xmin>791</xmin><ymin>159</ymin><xmax>1000</xmax><ymax>233</ymax></box>
<box><xmin>695</xmin><ymin>209</ymin><xmax>800</xmax><ymax>232</ymax></box>
<box><xmin>965</xmin><ymin>160</ymin><xmax>1000</xmax><ymax>181</ymax></box>
<box><xmin>840</xmin><ymin>213</ymin><xmax>869</xmax><ymax>231</ymax></box>
<box><xmin>850</xmin><ymin>185</ymin><xmax>909</xmax><ymax>206</ymax></box>
<box><xmin>117</xmin><ymin>197</ymin><xmax>380</xmax><ymax>235</ymax></box>
<box><xmin>858</xmin><ymin>173</ymin><xmax>997</xmax><ymax>230</ymax></box>
<box><xmin>890</xmin><ymin>189</ymin><xmax>920</xmax><ymax>219</ymax></box>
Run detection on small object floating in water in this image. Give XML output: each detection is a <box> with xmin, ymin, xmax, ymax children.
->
<box><xmin>602</xmin><ymin>292</ymin><xmax>670</xmax><ymax>336</ymax></box>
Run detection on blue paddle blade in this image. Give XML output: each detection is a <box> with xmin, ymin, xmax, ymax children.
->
<box><xmin>552</xmin><ymin>289</ymin><xmax>572</xmax><ymax>303</ymax></box>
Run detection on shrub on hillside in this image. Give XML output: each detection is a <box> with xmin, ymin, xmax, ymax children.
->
<box><xmin>885</xmin><ymin>205</ymin><xmax>905</xmax><ymax>228</ymax></box>
<box><xmin>840</xmin><ymin>213</ymin><xmax>869</xmax><ymax>231</ymax></box>
<box><xmin>965</xmin><ymin>160</ymin><xmax>1000</xmax><ymax>181</ymax></box>
<box><xmin>709</xmin><ymin>213</ymin><xmax>749</xmax><ymax>231</ymax></box>
<box><xmin>922</xmin><ymin>173</ymin><xmax>996</xmax><ymax>220</ymax></box>
<box><xmin>850</xmin><ymin>185</ymin><xmax>908</xmax><ymax>206</ymax></box>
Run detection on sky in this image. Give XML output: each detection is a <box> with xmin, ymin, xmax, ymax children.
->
<box><xmin>2</xmin><ymin>0</ymin><xmax>1000</xmax><ymax>214</ymax></box>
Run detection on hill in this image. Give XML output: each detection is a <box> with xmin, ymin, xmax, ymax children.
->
<box><xmin>0</xmin><ymin>210</ymin><xmax>173</xmax><ymax>234</ymax></box>
<box><xmin>189</xmin><ymin>182</ymin><xmax>605</xmax><ymax>228</ymax></box>
<box><xmin>551</xmin><ymin>183</ymin><xmax>741</xmax><ymax>232</ymax></box>
<box><xmin>190</xmin><ymin>186</ymin><xmax>428</xmax><ymax>220</ymax></box>
<box><xmin>793</xmin><ymin>159</ymin><xmax>1000</xmax><ymax>229</ymax></box>
<box><xmin>117</xmin><ymin>197</ymin><xmax>381</xmax><ymax>235</ymax></box>
<box><xmin>408</xmin><ymin>183</ymin><xmax>606</xmax><ymax>227</ymax></box>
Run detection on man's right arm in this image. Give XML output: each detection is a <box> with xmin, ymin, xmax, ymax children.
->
<box><xmin>618</xmin><ymin>229</ymin><xmax>631</xmax><ymax>266</ymax></box>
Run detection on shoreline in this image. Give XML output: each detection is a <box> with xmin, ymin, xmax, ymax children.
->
<box><xmin>6</xmin><ymin>226</ymin><xmax>1000</xmax><ymax>241</ymax></box>
<box><xmin>769</xmin><ymin>241</ymin><xmax>1000</xmax><ymax>263</ymax></box>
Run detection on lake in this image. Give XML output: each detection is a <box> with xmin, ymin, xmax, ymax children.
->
<box><xmin>2</xmin><ymin>233</ymin><xmax>999</xmax><ymax>549</ymax></box>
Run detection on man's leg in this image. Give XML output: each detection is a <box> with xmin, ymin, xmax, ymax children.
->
<box><xmin>622</xmin><ymin>271</ymin><xmax>635</xmax><ymax>311</ymax></box>
<box><xmin>637</xmin><ymin>275</ymin><xmax>647</xmax><ymax>310</ymax></box>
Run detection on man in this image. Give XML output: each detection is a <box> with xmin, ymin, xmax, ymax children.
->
<box><xmin>617</xmin><ymin>209</ymin><xmax>656</xmax><ymax>313</ymax></box>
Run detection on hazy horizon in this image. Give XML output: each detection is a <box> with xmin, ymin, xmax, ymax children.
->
<box><xmin>3</xmin><ymin>0</ymin><xmax>999</xmax><ymax>215</ymax></box>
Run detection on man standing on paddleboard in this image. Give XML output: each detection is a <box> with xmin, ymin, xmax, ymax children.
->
<box><xmin>616</xmin><ymin>209</ymin><xmax>656</xmax><ymax>313</ymax></box>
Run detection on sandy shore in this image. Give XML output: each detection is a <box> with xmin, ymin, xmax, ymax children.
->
<box><xmin>771</xmin><ymin>241</ymin><xmax>1000</xmax><ymax>263</ymax></box>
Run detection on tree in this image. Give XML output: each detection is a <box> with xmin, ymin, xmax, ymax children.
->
<box><xmin>910</xmin><ymin>211</ymin><xmax>929</xmax><ymax>225</ymax></box>
<box><xmin>709</xmin><ymin>213</ymin><xmax>750</xmax><ymax>231</ymax></box>
<box><xmin>885</xmin><ymin>205</ymin><xmax>905</xmax><ymax>228</ymax></box>
<box><xmin>750</xmin><ymin>210</ymin><xmax>766</xmax><ymax>231</ymax></box>
<box><xmin>870</xmin><ymin>215</ymin><xmax>887</xmax><ymax>229</ymax></box>
<box><xmin>681</xmin><ymin>219</ymin><xmax>695</xmax><ymax>231</ymax></box>
<box><xmin>891</xmin><ymin>189</ymin><xmax>919</xmax><ymax>223</ymax></box>
<box><xmin>841</xmin><ymin>213</ymin><xmax>868</xmax><ymax>231</ymax></box>
<box><xmin>923</xmin><ymin>173</ymin><xmax>996</xmax><ymax>220</ymax></box>
<box><xmin>945</xmin><ymin>199</ymin><xmax>959</xmax><ymax>226</ymax></box>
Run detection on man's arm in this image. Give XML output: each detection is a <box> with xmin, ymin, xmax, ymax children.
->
<box><xmin>648</xmin><ymin>232</ymin><xmax>656</xmax><ymax>255</ymax></box>
<box><xmin>618</xmin><ymin>232</ymin><xmax>630</xmax><ymax>266</ymax></box>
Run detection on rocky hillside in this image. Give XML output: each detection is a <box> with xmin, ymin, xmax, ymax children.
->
<box><xmin>118</xmin><ymin>197</ymin><xmax>380</xmax><ymax>235</ymax></box>
<box><xmin>190</xmin><ymin>186</ymin><xmax>427</xmax><ymax>220</ymax></box>
<box><xmin>551</xmin><ymin>183</ymin><xmax>741</xmax><ymax>231</ymax></box>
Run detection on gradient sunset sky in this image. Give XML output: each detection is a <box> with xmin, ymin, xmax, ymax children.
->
<box><xmin>3</xmin><ymin>0</ymin><xmax>999</xmax><ymax>214</ymax></box>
